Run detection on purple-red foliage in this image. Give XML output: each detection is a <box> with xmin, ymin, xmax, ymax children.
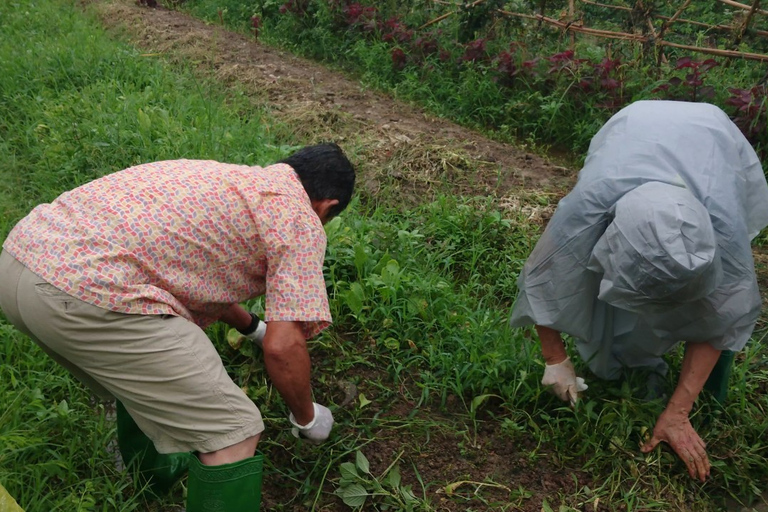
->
<box><xmin>382</xmin><ymin>17</ymin><xmax>413</xmax><ymax>44</ymax></box>
<box><xmin>413</xmin><ymin>34</ymin><xmax>440</xmax><ymax>57</ymax></box>
<box><xmin>461</xmin><ymin>38</ymin><xmax>488</xmax><ymax>64</ymax></box>
<box><xmin>546</xmin><ymin>50</ymin><xmax>588</xmax><ymax>74</ymax></box>
<box><xmin>655</xmin><ymin>57</ymin><xmax>718</xmax><ymax>101</ymax></box>
<box><xmin>494</xmin><ymin>42</ymin><xmax>544</xmax><ymax>88</ymax></box>
<box><xmin>726</xmin><ymin>85</ymin><xmax>768</xmax><ymax>143</ymax></box>
<box><xmin>391</xmin><ymin>48</ymin><xmax>408</xmax><ymax>71</ymax></box>
<box><xmin>344</xmin><ymin>2</ymin><xmax>378</xmax><ymax>33</ymax></box>
<box><xmin>279</xmin><ymin>0</ymin><xmax>309</xmax><ymax>15</ymax></box>
<box><xmin>251</xmin><ymin>15</ymin><xmax>262</xmax><ymax>39</ymax></box>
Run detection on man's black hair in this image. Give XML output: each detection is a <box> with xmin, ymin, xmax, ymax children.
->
<box><xmin>280</xmin><ymin>142</ymin><xmax>356</xmax><ymax>218</ymax></box>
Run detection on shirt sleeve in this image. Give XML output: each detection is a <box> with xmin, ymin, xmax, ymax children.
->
<box><xmin>257</xmin><ymin>195</ymin><xmax>331</xmax><ymax>339</ymax></box>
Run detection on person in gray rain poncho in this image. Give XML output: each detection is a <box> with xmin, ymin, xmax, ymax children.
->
<box><xmin>510</xmin><ymin>100</ymin><xmax>768</xmax><ymax>482</ymax></box>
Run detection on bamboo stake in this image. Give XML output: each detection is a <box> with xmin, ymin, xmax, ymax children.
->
<box><xmin>580</xmin><ymin>0</ymin><xmax>632</xmax><ymax>12</ymax></box>
<box><xmin>498</xmin><ymin>9</ymin><xmax>645</xmax><ymax>40</ymax></box>
<box><xmin>419</xmin><ymin>11</ymin><xmax>455</xmax><ymax>30</ymax></box>
<box><xmin>654</xmin><ymin>0</ymin><xmax>691</xmax><ymax>65</ymax></box>
<box><xmin>734</xmin><ymin>0</ymin><xmax>762</xmax><ymax>46</ymax></box>
<box><xmin>717</xmin><ymin>0</ymin><xmax>768</xmax><ymax>16</ymax></box>
<box><xmin>658</xmin><ymin>0</ymin><xmax>692</xmax><ymax>39</ymax></box>
<box><xmin>578</xmin><ymin>0</ymin><xmax>768</xmax><ymax>36</ymax></box>
<box><xmin>569</xmin><ymin>0</ymin><xmax>576</xmax><ymax>49</ymax></box>
<box><xmin>646</xmin><ymin>17</ymin><xmax>668</xmax><ymax>65</ymax></box>
<box><xmin>658</xmin><ymin>39</ymin><xmax>768</xmax><ymax>61</ymax></box>
<box><xmin>419</xmin><ymin>0</ymin><xmax>487</xmax><ymax>30</ymax></box>
<box><xmin>497</xmin><ymin>9</ymin><xmax>768</xmax><ymax>61</ymax></box>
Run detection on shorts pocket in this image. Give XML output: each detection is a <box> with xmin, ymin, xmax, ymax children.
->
<box><xmin>34</xmin><ymin>283</ymin><xmax>80</xmax><ymax>312</ymax></box>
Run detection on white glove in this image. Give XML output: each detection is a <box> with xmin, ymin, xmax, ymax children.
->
<box><xmin>541</xmin><ymin>357</ymin><xmax>588</xmax><ymax>406</ymax></box>
<box><xmin>243</xmin><ymin>320</ymin><xmax>267</xmax><ymax>348</ymax></box>
<box><xmin>239</xmin><ymin>313</ymin><xmax>267</xmax><ymax>348</ymax></box>
<box><xmin>289</xmin><ymin>403</ymin><xmax>334</xmax><ymax>445</ymax></box>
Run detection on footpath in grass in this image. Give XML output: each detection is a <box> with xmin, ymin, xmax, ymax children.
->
<box><xmin>1</xmin><ymin>0</ymin><xmax>768</xmax><ymax>510</ymax></box>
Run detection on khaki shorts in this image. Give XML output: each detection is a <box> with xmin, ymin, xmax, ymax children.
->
<box><xmin>0</xmin><ymin>251</ymin><xmax>264</xmax><ymax>454</ymax></box>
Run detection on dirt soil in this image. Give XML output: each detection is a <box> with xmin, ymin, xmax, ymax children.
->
<box><xmin>78</xmin><ymin>1</ymin><xmax>768</xmax><ymax>511</ymax></box>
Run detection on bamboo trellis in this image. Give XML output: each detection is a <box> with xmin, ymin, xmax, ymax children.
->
<box><xmin>425</xmin><ymin>0</ymin><xmax>768</xmax><ymax>63</ymax></box>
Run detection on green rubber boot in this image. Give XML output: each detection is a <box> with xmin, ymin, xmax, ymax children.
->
<box><xmin>115</xmin><ymin>401</ymin><xmax>191</xmax><ymax>495</ymax></box>
<box><xmin>703</xmin><ymin>350</ymin><xmax>735</xmax><ymax>404</ymax></box>
<box><xmin>187</xmin><ymin>454</ymin><xmax>264</xmax><ymax>512</ymax></box>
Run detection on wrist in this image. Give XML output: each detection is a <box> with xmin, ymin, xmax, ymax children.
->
<box><xmin>289</xmin><ymin>403</ymin><xmax>318</xmax><ymax>429</ymax></box>
<box><xmin>237</xmin><ymin>313</ymin><xmax>261</xmax><ymax>336</ymax></box>
<box><xmin>663</xmin><ymin>399</ymin><xmax>692</xmax><ymax>417</ymax></box>
<box><xmin>544</xmin><ymin>353</ymin><xmax>568</xmax><ymax>365</ymax></box>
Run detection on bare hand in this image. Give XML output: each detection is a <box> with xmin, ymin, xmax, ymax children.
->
<box><xmin>640</xmin><ymin>410</ymin><xmax>710</xmax><ymax>482</ymax></box>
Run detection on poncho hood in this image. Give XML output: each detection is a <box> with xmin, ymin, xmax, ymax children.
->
<box><xmin>588</xmin><ymin>181</ymin><xmax>722</xmax><ymax>312</ymax></box>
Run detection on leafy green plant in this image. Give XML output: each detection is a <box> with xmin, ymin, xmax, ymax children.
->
<box><xmin>335</xmin><ymin>450</ymin><xmax>423</xmax><ymax>510</ymax></box>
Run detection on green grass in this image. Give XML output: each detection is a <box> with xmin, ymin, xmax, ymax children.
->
<box><xmin>0</xmin><ymin>0</ymin><xmax>288</xmax><ymax>509</ymax></box>
<box><xmin>2</xmin><ymin>0</ymin><xmax>768</xmax><ymax>511</ymax></box>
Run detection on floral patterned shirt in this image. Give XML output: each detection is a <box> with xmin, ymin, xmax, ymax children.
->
<box><xmin>3</xmin><ymin>160</ymin><xmax>331</xmax><ymax>338</ymax></box>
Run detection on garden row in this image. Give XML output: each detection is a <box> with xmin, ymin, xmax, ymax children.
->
<box><xmin>185</xmin><ymin>0</ymin><xmax>768</xmax><ymax>164</ymax></box>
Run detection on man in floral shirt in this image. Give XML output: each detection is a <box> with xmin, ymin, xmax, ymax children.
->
<box><xmin>0</xmin><ymin>143</ymin><xmax>355</xmax><ymax>511</ymax></box>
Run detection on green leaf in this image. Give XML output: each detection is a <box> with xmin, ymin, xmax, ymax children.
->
<box><xmin>382</xmin><ymin>337</ymin><xmax>400</xmax><ymax>351</ymax></box>
<box><xmin>226</xmin><ymin>329</ymin><xmax>244</xmax><ymax>350</ymax></box>
<box><xmin>400</xmin><ymin>485</ymin><xmax>418</xmax><ymax>504</ymax></box>
<box><xmin>356</xmin><ymin>450</ymin><xmax>371</xmax><ymax>474</ymax></box>
<box><xmin>470</xmin><ymin>393</ymin><xmax>500</xmax><ymax>413</ymax></box>
<box><xmin>381</xmin><ymin>259</ymin><xmax>400</xmax><ymax>287</ymax></box>
<box><xmin>56</xmin><ymin>400</ymin><xmax>69</xmax><ymax>417</ymax></box>
<box><xmin>385</xmin><ymin>464</ymin><xmax>401</xmax><ymax>489</ymax></box>
<box><xmin>354</xmin><ymin>242</ymin><xmax>368</xmax><ymax>277</ymax></box>
<box><xmin>358</xmin><ymin>393</ymin><xmax>372</xmax><ymax>409</ymax></box>
<box><xmin>137</xmin><ymin>108</ymin><xmax>151</xmax><ymax>132</ymax></box>
<box><xmin>339</xmin><ymin>462</ymin><xmax>359</xmax><ymax>485</ymax></box>
<box><xmin>340</xmin><ymin>483</ymin><xmax>369</xmax><ymax>508</ymax></box>
<box><xmin>345</xmin><ymin>282</ymin><xmax>365</xmax><ymax>317</ymax></box>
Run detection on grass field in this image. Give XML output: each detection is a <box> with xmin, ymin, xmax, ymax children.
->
<box><xmin>1</xmin><ymin>0</ymin><xmax>768</xmax><ymax>511</ymax></box>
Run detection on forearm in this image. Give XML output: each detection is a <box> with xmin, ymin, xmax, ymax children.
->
<box><xmin>536</xmin><ymin>325</ymin><xmax>568</xmax><ymax>364</ymax></box>
<box><xmin>666</xmin><ymin>342</ymin><xmax>722</xmax><ymax>415</ymax></box>
<box><xmin>218</xmin><ymin>303</ymin><xmax>253</xmax><ymax>332</ymax></box>
<box><xmin>262</xmin><ymin>321</ymin><xmax>315</xmax><ymax>425</ymax></box>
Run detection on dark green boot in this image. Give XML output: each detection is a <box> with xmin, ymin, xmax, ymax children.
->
<box><xmin>187</xmin><ymin>454</ymin><xmax>264</xmax><ymax>512</ymax></box>
<box><xmin>115</xmin><ymin>401</ymin><xmax>191</xmax><ymax>495</ymax></box>
<box><xmin>703</xmin><ymin>350</ymin><xmax>735</xmax><ymax>404</ymax></box>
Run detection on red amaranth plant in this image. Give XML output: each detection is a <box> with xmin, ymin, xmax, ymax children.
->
<box><xmin>344</xmin><ymin>2</ymin><xmax>378</xmax><ymax>33</ymax></box>
<box><xmin>391</xmin><ymin>47</ymin><xmax>407</xmax><ymax>71</ymax></box>
<box><xmin>382</xmin><ymin>17</ymin><xmax>413</xmax><ymax>44</ymax></box>
<box><xmin>279</xmin><ymin>0</ymin><xmax>310</xmax><ymax>16</ymax></box>
<box><xmin>655</xmin><ymin>57</ymin><xmax>719</xmax><ymax>102</ymax></box>
<box><xmin>251</xmin><ymin>15</ymin><xmax>262</xmax><ymax>39</ymax></box>
<box><xmin>546</xmin><ymin>50</ymin><xmax>587</xmax><ymax>75</ymax></box>
<box><xmin>726</xmin><ymin>85</ymin><xmax>768</xmax><ymax>144</ymax></box>
<box><xmin>460</xmin><ymin>38</ymin><xmax>488</xmax><ymax>64</ymax></box>
<box><xmin>413</xmin><ymin>34</ymin><xmax>440</xmax><ymax>58</ymax></box>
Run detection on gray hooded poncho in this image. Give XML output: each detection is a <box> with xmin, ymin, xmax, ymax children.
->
<box><xmin>510</xmin><ymin>100</ymin><xmax>768</xmax><ymax>379</ymax></box>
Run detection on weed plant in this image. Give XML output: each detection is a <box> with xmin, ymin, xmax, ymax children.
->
<box><xmin>2</xmin><ymin>0</ymin><xmax>768</xmax><ymax>511</ymax></box>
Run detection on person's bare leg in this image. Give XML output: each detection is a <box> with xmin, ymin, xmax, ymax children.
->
<box><xmin>198</xmin><ymin>433</ymin><xmax>261</xmax><ymax>465</ymax></box>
